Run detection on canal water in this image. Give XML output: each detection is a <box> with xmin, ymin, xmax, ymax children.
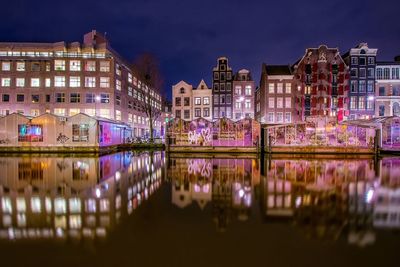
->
<box><xmin>0</xmin><ymin>152</ymin><xmax>399</xmax><ymax>267</ymax></box>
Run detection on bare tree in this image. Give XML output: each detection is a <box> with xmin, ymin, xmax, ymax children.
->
<box><xmin>132</xmin><ymin>53</ymin><xmax>163</xmax><ymax>142</ymax></box>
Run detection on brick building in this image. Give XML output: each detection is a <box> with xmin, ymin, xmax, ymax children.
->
<box><xmin>233</xmin><ymin>69</ymin><xmax>255</xmax><ymax>120</ymax></box>
<box><xmin>0</xmin><ymin>30</ymin><xmax>162</xmax><ymax>138</ymax></box>
<box><xmin>212</xmin><ymin>57</ymin><xmax>233</xmax><ymax>119</ymax></box>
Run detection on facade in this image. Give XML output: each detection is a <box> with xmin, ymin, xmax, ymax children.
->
<box><xmin>0</xmin><ymin>30</ymin><xmax>162</xmax><ymax>139</ymax></box>
<box><xmin>232</xmin><ymin>69</ymin><xmax>255</xmax><ymax>120</ymax></box>
<box><xmin>172</xmin><ymin>80</ymin><xmax>193</xmax><ymax>121</ymax></box>
<box><xmin>292</xmin><ymin>45</ymin><xmax>349</xmax><ymax>122</ymax></box>
<box><xmin>212</xmin><ymin>57</ymin><xmax>233</xmax><ymax>119</ymax></box>
<box><xmin>192</xmin><ymin>80</ymin><xmax>212</xmax><ymax>121</ymax></box>
<box><xmin>343</xmin><ymin>43</ymin><xmax>377</xmax><ymax>120</ymax></box>
<box><xmin>375</xmin><ymin>57</ymin><xmax>400</xmax><ymax>117</ymax></box>
<box><xmin>255</xmin><ymin>64</ymin><xmax>297</xmax><ymax>124</ymax></box>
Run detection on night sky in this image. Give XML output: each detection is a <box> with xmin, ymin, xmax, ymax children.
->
<box><xmin>1</xmin><ymin>0</ymin><xmax>399</xmax><ymax>100</ymax></box>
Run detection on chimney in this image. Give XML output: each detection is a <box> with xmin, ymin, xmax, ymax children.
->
<box><xmin>83</xmin><ymin>30</ymin><xmax>108</xmax><ymax>46</ymax></box>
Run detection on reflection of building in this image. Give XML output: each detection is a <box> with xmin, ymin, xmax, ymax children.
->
<box><xmin>0</xmin><ymin>30</ymin><xmax>162</xmax><ymax>138</ymax></box>
<box><xmin>168</xmin><ymin>157</ymin><xmax>260</xmax><ymax>230</ymax></box>
<box><xmin>375</xmin><ymin>56</ymin><xmax>400</xmax><ymax>117</ymax></box>
<box><xmin>0</xmin><ymin>151</ymin><xmax>164</xmax><ymax>240</ymax></box>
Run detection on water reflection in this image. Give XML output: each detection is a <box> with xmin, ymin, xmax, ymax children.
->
<box><xmin>0</xmin><ymin>151</ymin><xmax>164</xmax><ymax>241</ymax></box>
<box><xmin>168</xmin><ymin>156</ymin><xmax>400</xmax><ymax>245</ymax></box>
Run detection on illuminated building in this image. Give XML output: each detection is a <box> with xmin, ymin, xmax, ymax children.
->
<box><xmin>232</xmin><ymin>69</ymin><xmax>255</xmax><ymax>120</ymax></box>
<box><xmin>0</xmin><ymin>30</ymin><xmax>162</xmax><ymax>138</ymax></box>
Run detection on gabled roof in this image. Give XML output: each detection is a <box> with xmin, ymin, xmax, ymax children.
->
<box><xmin>194</xmin><ymin>79</ymin><xmax>210</xmax><ymax>90</ymax></box>
<box><xmin>262</xmin><ymin>64</ymin><xmax>293</xmax><ymax>75</ymax></box>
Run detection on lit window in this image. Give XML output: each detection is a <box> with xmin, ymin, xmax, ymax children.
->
<box><xmin>54</xmin><ymin>108</ymin><xmax>66</xmax><ymax>116</ymax></box>
<box><xmin>277</xmin><ymin>97</ymin><xmax>283</xmax><ymax>108</ymax></box>
<box><xmin>85</xmin><ymin>77</ymin><xmax>96</xmax><ymax>88</ymax></box>
<box><xmin>69</xmin><ymin>76</ymin><xmax>81</xmax><ymax>87</ymax></box>
<box><xmin>31</xmin><ymin>78</ymin><xmax>40</xmax><ymax>87</ymax></box>
<box><xmin>45</xmin><ymin>78</ymin><xmax>51</xmax><ymax>87</ymax></box>
<box><xmin>245</xmin><ymin>99</ymin><xmax>251</xmax><ymax>108</ymax></box>
<box><xmin>54</xmin><ymin>76</ymin><xmax>66</xmax><ymax>87</ymax></box>
<box><xmin>277</xmin><ymin>83</ymin><xmax>283</xmax><ymax>93</ymax></box>
<box><xmin>2</xmin><ymin>62</ymin><xmax>11</xmax><ymax>71</ymax></box>
<box><xmin>128</xmin><ymin>73</ymin><xmax>133</xmax><ymax>83</ymax></box>
<box><xmin>116</xmin><ymin>79</ymin><xmax>121</xmax><ymax>90</ymax></box>
<box><xmin>16</xmin><ymin>197</ymin><xmax>26</xmax><ymax>212</ymax></box>
<box><xmin>100</xmin><ymin>77</ymin><xmax>110</xmax><ymax>88</ymax></box>
<box><xmin>115</xmin><ymin>63</ymin><xmax>121</xmax><ymax>76</ymax></box>
<box><xmin>54</xmin><ymin>60</ymin><xmax>66</xmax><ymax>71</ymax></box>
<box><xmin>268</xmin><ymin>112</ymin><xmax>274</xmax><ymax>123</ymax></box>
<box><xmin>86</xmin><ymin>199</ymin><xmax>96</xmax><ymax>213</ymax></box>
<box><xmin>16</xmin><ymin>78</ymin><xmax>25</xmax><ymax>87</ymax></box>
<box><xmin>16</xmin><ymin>62</ymin><xmax>25</xmax><ymax>71</ymax></box>
<box><xmin>85</xmin><ymin>61</ymin><xmax>96</xmax><ymax>71</ymax></box>
<box><xmin>69</xmin><ymin>198</ymin><xmax>81</xmax><ymax>213</ymax></box>
<box><xmin>268</xmin><ymin>97</ymin><xmax>275</xmax><ymax>108</ymax></box>
<box><xmin>203</xmin><ymin>97</ymin><xmax>210</xmax><ymax>105</ymax></box>
<box><xmin>69</xmin><ymin>108</ymin><xmax>80</xmax><ymax>116</ymax></box>
<box><xmin>69</xmin><ymin>215</ymin><xmax>82</xmax><ymax>229</ymax></box>
<box><xmin>115</xmin><ymin>110</ymin><xmax>122</xmax><ymax>121</ymax></box>
<box><xmin>1</xmin><ymin>78</ymin><xmax>11</xmax><ymax>87</ymax></box>
<box><xmin>84</xmin><ymin>109</ymin><xmax>95</xmax><ymax>116</ymax></box>
<box><xmin>99</xmin><ymin>199</ymin><xmax>110</xmax><ymax>212</ymax></box>
<box><xmin>285</xmin><ymin>97</ymin><xmax>291</xmax><ymax>108</ymax></box>
<box><xmin>31</xmin><ymin>197</ymin><xmax>41</xmax><ymax>213</ymax></box>
<box><xmin>276</xmin><ymin>112</ymin><xmax>283</xmax><ymax>123</ymax></box>
<box><xmin>245</xmin><ymin>86</ymin><xmax>252</xmax><ymax>95</ymax></box>
<box><xmin>285</xmin><ymin>83</ymin><xmax>291</xmax><ymax>93</ymax></box>
<box><xmin>195</xmin><ymin>97</ymin><xmax>201</xmax><ymax>105</ymax></box>
<box><xmin>268</xmin><ymin>83</ymin><xmax>274</xmax><ymax>93</ymax></box>
<box><xmin>69</xmin><ymin>60</ymin><xmax>81</xmax><ymax>71</ymax></box>
<box><xmin>99</xmin><ymin>109</ymin><xmax>110</xmax><ymax>119</ymax></box>
<box><xmin>100</xmin><ymin>61</ymin><xmax>110</xmax><ymax>72</ymax></box>
<box><xmin>1</xmin><ymin>197</ymin><xmax>12</xmax><ymax>213</ymax></box>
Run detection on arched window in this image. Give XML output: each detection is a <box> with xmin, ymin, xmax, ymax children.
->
<box><xmin>393</xmin><ymin>102</ymin><xmax>400</xmax><ymax>116</ymax></box>
<box><xmin>180</xmin><ymin>87</ymin><xmax>185</xmax><ymax>94</ymax></box>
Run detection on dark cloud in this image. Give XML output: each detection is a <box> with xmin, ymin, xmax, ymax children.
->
<box><xmin>1</xmin><ymin>0</ymin><xmax>399</xmax><ymax>99</ymax></box>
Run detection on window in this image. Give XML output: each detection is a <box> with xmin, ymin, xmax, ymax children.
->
<box><xmin>69</xmin><ymin>108</ymin><xmax>80</xmax><ymax>116</ymax></box>
<box><xmin>1</xmin><ymin>78</ymin><xmax>11</xmax><ymax>87</ymax></box>
<box><xmin>367</xmin><ymin>97</ymin><xmax>374</xmax><ymax>110</ymax></box>
<box><xmin>285</xmin><ymin>97</ymin><xmax>291</xmax><ymax>108</ymax></box>
<box><xmin>350</xmin><ymin>68</ymin><xmax>359</xmax><ymax>78</ymax></box>
<box><xmin>99</xmin><ymin>109</ymin><xmax>110</xmax><ymax>119</ymax></box>
<box><xmin>175</xmin><ymin>97</ymin><xmax>181</xmax><ymax>106</ymax></box>
<box><xmin>350</xmin><ymin>96</ymin><xmax>357</xmax><ymax>109</ymax></box>
<box><xmin>268</xmin><ymin>112</ymin><xmax>274</xmax><ymax>123</ymax></box>
<box><xmin>128</xmin><ymin>73</ymin><xmax>133</xmax><ymax>83</ymax></box>
<box><xmin>54</xmin><ymin>76</ymin><xmax>66</xmax><ymax>87</ymax></box>
<box><xmin>31</xmin><ymin>78</ymin><xmax>40</xmax><ymax>87</ymax></box>
<box><xmin>359</xmin><ymin>57</ymin><xmax>366</xmax><ymax>66</ymax></box>
<box><xmin>276</xmin><ymin>112</ymin><xmax>283</xmax><ymax>123</ymax></box>
<box><xmin>245</xmin><ymin>99</ymin><xmax>251</xmax><ymax>109</ymax></box>
<box><xmin>235</xmin><ymin>86</ymin><xmax>242</xmax><ymax>95</ymax></box>
<box><xmin>358</xmin><ymin>96</ymin><xmax>365</xmax><ymax>109</ymax></box>
<box><xmin>31</xmin><ymin>62</ymin><xmax>40</xmax><ymax>71</ymax></box>
<box><xmin>351</xmin><ymin>81</ymin><xmax>357</xmax><ymax>92</ymax></box>
<box><xmin>84</xmin><ymin>93</ymin><xmax>95</xmax><ymax>104</ymax></box>
<box><xmin>54</xmin><ymin>108</ymin><xmax>66</xmax><ymax>116</ymax></box>
<box><xmin>203</xmin><ymin>97</ymin><xmax>210</xmax><ymax>105</ymax></box>
<box><xmin>367</xmin><ymin>68</ymin><xmax>374</xmax><ymax>78</ymax></box>
<box><xmin>115</xmin><ymin>64</ymin><xmax>121</xmax><ymax>76</ymax></box>
<box><xmin>220</xmin><ymin>83</ymin><xmax>225</xmax><ymax>91</ymax></box>
<box><xmin>31</xmin><ymin>95</ymin><xmax>40</xmax><ymax>103</ymax></box>
<box><xmin>367</xmin><ymin>81</ymin><xmax>374</xmax><ymax>92</ymax></box>
<box><xmin>235</xmin><ymin>101</ymin><xmax>241</xmax><ymax>109</ymax></box>
<box><xmin>100</xmin><ymin>61</ymin><xmax>110</xmax><ymax>72</ymax></box>
<box><xmin>277</xmin><ymin>83</ymin><xmax>283</xmax><ymax>93</ymax></box>
<box><xmin>383</xmin><ymin>68</ymin><xmax>390</xmax><ymax>79</ymax></box>
<box><xmin>368</xmin><ymin>57</ymin><xmax>375</xmax><ymax>65</ymax></box>
<box><xmin>285</xmin><ymin>112</ymin><xmax>291</xmax><ymax>123</ymax></box>
<box><xmin>245</xmin><ymin>86</ymin><xmax>252</xmax><ymax>95</ymax></box>
<box><xmin>70</xmin><ymin>93</ymin><xmax>81</xmax><ymax>103</ymax></box>
<box><xmin>45</xmin><ymin>62</ymin><xmax>51</xmax><ymax>71</ymax></box>
<box><xmin>180</xmin><ymin>87</ymin><xmax>185</xmax><ymax>94</ymax></box>
<box><xmin>128</xmin><ymin>86</ymin><xmax>133</xmax><ymax>96</ymax></box>
<box><xmin>17</xmin><ymin>94</ymin><xmax>25</xmax><ymax>102</ymax></box>
<box><xmin>184</xmin><ymin>97</ymin><xmax>190</xmax><ymax>106</ymax></box>
<box><xmin>100</xmin><ymin>93</ymin><xmax>110</xmax><ymax>103</ymax></box>
<box><xmin>116</xmin><ymin>79</ymin><xmax>121</xmax><ymax>90</ymax></box>
<box><xmin>115</xmin><ymin>110</ymin><xmax>121</xmax><ymax>121</ymax></box>
<box><xmin>69</xmin><ymin>76</ymin><xmax>80</xmax><ymax>87</ymax></box>
<box><xmin>195</xmin><ymin>108</ymin><xmax>201</xmax><ymax>117</ymax></box>
<box><xmin>85</xmin><ymin>61</ymin><xmax>96</xmax><ymax>71</ymax></box>
<box><xmin>46</xmin><ymin>94</ymin><xmax>50</xmax><ymax>102</ymax></box>
<box><xmin>116</xmin><ymin>95</ymin><xmax>121</xmax><ymax>105</ymax></box>
<box><xmin>54</xmin><ymin>60</ymin><xmax>65</xmax><ymax>71</ymax></box>
<box><xmin>100</xmin><ymin>77</ymin><xmax>110</xmax><ymax>88</ymax></box>
<box><xmin>268</xmin><ymin>97</ymin><xmax>275</xmax><ymax>108</ymax></box>
<box><xmin>56</xmin><ymin>93</ymin><xmax>65</xmax><ymax>103</ymax></box>
<box><xmin>393</xmin><ymin>68</ymin><xmax>400</xmax><ymax>80</ymax></box>
<box><xmin>70</xmin><ymin>60</ymin><xmax>81</xmax><ymax>71</ymax></box>
<box><xmin>268</xmin><ymin>83</ymin><xmax>274</xmax><ymax>93</ymax></box>
<box><xmin>2</xmin><ymin>94</ymin><xmax>9</xmax><ymax>102</ymax></box>
<box><xmin>351</xmin><ymin>57</ymin><xmax>358</xmax><ymax>65</ymax></box>
<box><xmin>195</xmin><ymin>97</ymin><xmax>201</xmax><ymax>105</ymax></box>
<box><xmin>277</xmin><ymin>97</ymin><xmax>283</xmax><ymax>108</ymax></box>
<box><xmin>285</xmin><ymin>83</ymin><xmax>291</xmax><ymax>94</ymax></box>
<box><xmin>214</xmin><ymin>95</ymin><xmax>219</xmax><ymax>105</ymax></box>
<box><xmin>359</xmin><ymin>80</ymin><xmax>366</xmax><ymax>92</ymax></box>
<box><xmin>16</xmin><ymin>62</ymin><xmax>25</xmax><ymax>71</ymax></box>
<box><xmin>379</xmin><ymin>87</ymin><xmax>385</xmax><ymax>96</ymax></box>
<box><xmin>85</xmin><ymin>77</ymin><xmax>96</xmax><ymax>87</ymax></box>
<box><xmin>45</xmin><ymin>78</ymin><xmax>51</xmax><ymax>87</ymax></box>
<box><xmin>220</xmin><ymin>95</ymin><xmax>225</xmax><ymax>104</ymax></box>
<box><xmin>184</xmin><ymin>110</ymin><xmax>190</xmax><ymax>119</ymax></box>
<box><xmin>214</xmin><ymin>84</ymin><xmax>219</xmax><ymax>92</ymax></box>
<box><xmin>226</xmin><ymin>94</ymin><xmax>231</xmax><ymax>104</ymax></box>
<box><xmin>16</xmin><ymin>78</ymin><xmax>25</xmax><ymax>87</ymax></box>
<box><xmin>203</xmin><ymin>108</ymin><xmax>210</xmax><ymax>117</ymax></box>
<box><xmin>2</xmin><ymin>62</ymin><xmax>11</xmax><ymax>71</ymax></box>
<box><xmin>18</xmin><ymin>124</ymin><xmax>43</xmax><ymax>142</ymax></box>
<box><xmin>72</xmin><ymin>124</ymin><xmax>89</xmax><ymax>142</ymax></box>
<box><xmin>359</xmin><ymin>68</ymin><xmax>366</xmax><ymax>78</ymax></box>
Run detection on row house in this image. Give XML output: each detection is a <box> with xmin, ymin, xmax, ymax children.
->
<box><xmin>255</xmin><ymin>64</ymin><xmax>297</xmax><ymax>124</ymax></box>
<box><xmin>212</xmin><ymin>57</ymin><xmax>233</xmax><ymax>119</ymax></box>
<box><xmin>343</xmin><ymin>43</ymin><xmax>377</xmax><ymax>120</ymax></box>
<box><xmin>0</xmin><ymin>30</ymin><xmax>163</xmax><ymax>138</ymax></box>
<box><xmin>172</xmin><ymin>80</ymin><xmax>212</xmax><ymax>121</ymax></box>
<box><xmin>232</xmin><ymin>69</ymin><xmax>255</xmax><ymax>120</ymax></box>
<box><xmin>293</xmin><ymin>45</ymin><xmax>349</xmax><ymax>122</ymax></box>
<box><xmin>375</xmin><ymin>56</ymin><xmax>400</xmax><ymax>117</ymax></box>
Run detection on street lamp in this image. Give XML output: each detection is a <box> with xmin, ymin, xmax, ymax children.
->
<box><xmin>95</xmin><ymin>95</ymin><xmax>101</xmax><ymax>117</ymax></box>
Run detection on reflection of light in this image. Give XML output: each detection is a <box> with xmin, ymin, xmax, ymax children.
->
<box><xmin>95</xmin><ymin>188</ymin><xmax>101</xmax><ymax>198</ymax></box>
<box><xmin>203</xmin><ymin>184</ymin><xmax>210</xmax><ymax>193</ymax></box>
<box><xmin>366</xmin><ymin>189</ymin><xmax>374</xmax><ymax>203</ymax></box>
<box><xmin>194</xmin><ymin>184</ymin><xmax>201</xmax><ymax>193</ymax></box>
<box><xmin>295</xmin><ymin>196</ymin><xmax>302</xmax><ymax>207</ymax></box>
<box><xmin>115</xmin><ymin>171</ymin><xmax>121</xmax><ymax>181</ymax></box>
<box><xmin>238</xmin><ymin>189</ymin><xmax>245</xmax><ymax>198</ymax></box>
<box><xmin>368</xmin><ymin>96</ymin><xmax>374</xmax><ymax>101</ymax></box>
